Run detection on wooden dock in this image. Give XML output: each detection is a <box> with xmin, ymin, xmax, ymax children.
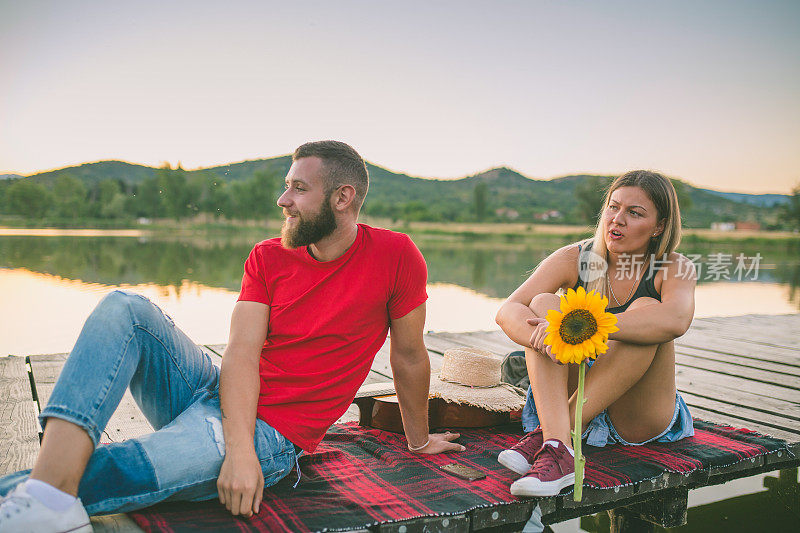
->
<box><xmin>2</xmin><ymin>313</ymin><xmax>799</xmax><ymax>531</ymax></box>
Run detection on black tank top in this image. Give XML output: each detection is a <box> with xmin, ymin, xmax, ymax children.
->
<box><xmin>572</xmin><ymin>241</ymin><xmax>661</xmax><ymax>314</ymax></box>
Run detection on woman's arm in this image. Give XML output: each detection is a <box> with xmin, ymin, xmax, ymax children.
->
<box><xmin>496</xmin><ymin>244</ymin><xmax>579</xmax><ymax>347</ymax></box>
<box><xmin>611</xmin><ymin>253</ymin><xmax>696</xmax><ymax>345</ymax></box>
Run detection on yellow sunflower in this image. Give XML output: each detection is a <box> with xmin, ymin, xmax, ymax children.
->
<box><xmin>543</xmin><ymin>286</ymin><xmax>619</xmax><ymax>364</ymax></box>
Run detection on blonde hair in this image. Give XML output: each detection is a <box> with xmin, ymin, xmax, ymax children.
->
<box><xmin>583</xmin><ymin>170</ymin><xmax>682</xmax><ymax>298</ymax></box>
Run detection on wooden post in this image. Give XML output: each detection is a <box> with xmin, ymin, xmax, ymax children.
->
<box><xmin>608</xmin><ymin>508</ymin><xmax>655</xmax><ymax>533</ymax></box>
<box><xmin>0</xmin><ymin>357</ymin><xmax>39</xmax><ymax>475</ymax></box>
<box><xmin>609</xmin><ymin>488</ymin><xmax>689</xmax><ymax>530</ymax></box>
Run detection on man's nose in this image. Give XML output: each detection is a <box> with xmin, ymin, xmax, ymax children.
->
<box><xmin>277</xmin><ymin>189</ymin><xmax>290</xmax><ymax>208</ymax></box>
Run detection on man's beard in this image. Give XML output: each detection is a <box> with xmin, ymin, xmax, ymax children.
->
<box><xmin>281</xmin><ymin>199</ymin><xmax>337</xmax><ymax>249</ymax></box>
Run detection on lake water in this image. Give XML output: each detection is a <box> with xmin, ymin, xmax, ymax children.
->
<box><xmin>1</xmin><ymin>228</ymin><xmax>798</xmax><ymax>531</ymax></box>
<box><xmin>1</xmin><ymin>229</ymin><xmax>798</xmax><ymax>355</ymax></box>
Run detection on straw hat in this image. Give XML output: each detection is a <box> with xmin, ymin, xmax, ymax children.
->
<box><xmin>429</xmin><ymin>347</ymin><xmax>526</xmax><ymax>412</ymax></box>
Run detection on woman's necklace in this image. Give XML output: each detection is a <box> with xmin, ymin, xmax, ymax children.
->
<box><xmin>607</xmin><ymin>258</ymin><xmax>649</xmax><ymax>307</ymax></box>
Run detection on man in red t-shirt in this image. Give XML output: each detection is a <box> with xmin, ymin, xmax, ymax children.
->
<box><xmin>217</xmin><ymin>140</ymin><xmax>463</xmax><ymax>515</ymax></box>
<box><xmin>0</xmin><ymin>140</ymin><xmax>462</xmax><ymax>532</ymax></box>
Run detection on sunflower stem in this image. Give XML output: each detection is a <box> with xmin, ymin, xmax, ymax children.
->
<box><xmin>573</xmin><ymin>361</ymin><xmax>586</xmax><ymax>501</ymax></box>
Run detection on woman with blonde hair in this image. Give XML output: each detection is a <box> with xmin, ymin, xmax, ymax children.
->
<box><xmin>495</xmin><ymin>170</ymin><xmax>696</xmax><ymax>497</ymax></box>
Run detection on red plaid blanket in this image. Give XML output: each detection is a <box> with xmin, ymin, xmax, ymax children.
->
<box><xmin>130</xmin><ymin>421</ymin><xmax>790</xmax><ymax>532</ymax></box>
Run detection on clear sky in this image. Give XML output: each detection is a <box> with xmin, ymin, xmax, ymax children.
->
<box><xmin>1</xmin><ymin>0</ymin><xmax>798</xmax><ymax>193</ymax></box>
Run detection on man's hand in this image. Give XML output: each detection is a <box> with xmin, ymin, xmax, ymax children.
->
<box><xmin>217</xmin><ymin>447</ymin><xmax>264</xmax><ymax>518</ymax></box>
<box><xmin>218</xmin><ymin>301</ymin><xmax>268</xmax><ymax>518</ymax></box>
<box><xmin>410</xmin><ymin>431</ymin><xmax>465</xmax><ymax>454</ymax></box>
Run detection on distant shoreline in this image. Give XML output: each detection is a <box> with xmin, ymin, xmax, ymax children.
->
<box><xmin>1</xmin><ymin>219</ymin><xmax>797</xmax><ymax>243</ymax></box>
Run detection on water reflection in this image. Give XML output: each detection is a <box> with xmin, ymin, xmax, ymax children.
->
<box><xmin>0</xmin><ymin>235</ymin><xmax>251</xmax><ymax>294</ymax></box>
<box><xmin>1</xmin><ymin>234</ymin><xmax>799</xmax><ymax>309</ymax></box>
<box><xmin>0</xmin><ymin>270</ymin><xmax>237</xmax><ymax>355</ymax></box>
<box><xmin>417</xmin><ymin>237</ymin><xmax>800</xmax><ymax>308</ymax></box>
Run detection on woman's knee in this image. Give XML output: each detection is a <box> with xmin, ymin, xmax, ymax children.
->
<box><xmin>529</xmin><ymin>292</ymin><xmax>560</xmax><ymax>317</ymax></box>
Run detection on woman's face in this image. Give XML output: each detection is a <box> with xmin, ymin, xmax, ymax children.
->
<box><xmin>602</xmin><ymin>186</ymin><xmax>664</xmax><ymax>256</ymax></box>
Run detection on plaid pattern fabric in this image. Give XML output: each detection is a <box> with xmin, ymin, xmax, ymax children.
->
<box><xmin>130</xmin><ymin>421</ymin><xmax>790</xmax><ymax>533</ymax></box>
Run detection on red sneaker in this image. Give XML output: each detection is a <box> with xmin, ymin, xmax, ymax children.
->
<box><xmin>497</xmin><ymin>426</ymin><xmax>543</xmax><ymax>475</ymax></box>
<box><xmin>510</xmin><ymin>439</ymin><xmax>575</xmax><ymax>497</ymax></box>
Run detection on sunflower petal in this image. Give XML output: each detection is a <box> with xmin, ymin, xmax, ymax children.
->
<box><xmin>545</xmin><ymin>309</ymin><xmax>562</xmax><ymax>327</ymax></box>
<box><xmin>557</xmin><ymin>344</ymin><xmax>573</xmax><ymax>364</ymax></box>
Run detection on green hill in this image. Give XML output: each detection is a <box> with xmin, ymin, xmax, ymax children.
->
<box><xmin>27</xmin><ymin>161</ymin><xmax>158</xmax><ymax>187</ymax></box>
<box><xmin>12</xmin><ymin>158</ymin><xmax>788</xmax><ymax>228</ymax></box>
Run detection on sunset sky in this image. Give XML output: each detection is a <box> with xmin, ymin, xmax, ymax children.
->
<box><xmin>1</xmin><ymin>1</ymin><xmax>797</xmax><ymax>193</ymax></box>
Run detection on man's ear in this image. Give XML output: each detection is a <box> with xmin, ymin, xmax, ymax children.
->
<box><xmin>332</xmin><ymin>184</ymin><xmax>357</xmax><ymax>212</ymax></box>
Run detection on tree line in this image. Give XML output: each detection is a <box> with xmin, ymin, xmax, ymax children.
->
<box><xmin>1</xmin><ymin>162</ymin><xmax>798</xmax><ymax>230</ymax></box>
<box><xmin>0</xmin><ymin>166</ymin><xmax>502</xmax><ymax>224</ymax></box>
<box><xmin>0</xmin><ymin>165</ymin><xmax>280</xmax><ymax>222</ymax></box>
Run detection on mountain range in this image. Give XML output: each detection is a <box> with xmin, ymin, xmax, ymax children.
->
<box><xmin>14</xmin><ymin>158</ymin><xmax>790</xmax><ymax>228</ymax></box>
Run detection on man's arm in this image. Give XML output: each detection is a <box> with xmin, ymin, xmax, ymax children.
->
<box><xmin>217</xmin><ymin>301</ymin><xmax>269</xmax><ymax>517</ymax></box>
<box><xmin>389</xmin><ymin>303</ymin><xmax>464</xmax><ymax>454</ymax></box>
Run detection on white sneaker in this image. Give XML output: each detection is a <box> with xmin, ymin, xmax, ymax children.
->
<box><xmin>0</xmin><ymin>484</ymin><xmax>92</xmax><ymax>533</ymax></box>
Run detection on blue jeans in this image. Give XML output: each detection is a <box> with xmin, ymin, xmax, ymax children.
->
<box><xmin>0</xmin><ymin>290</ymin><xmax>297</xmax><ymax>515</ymax></box>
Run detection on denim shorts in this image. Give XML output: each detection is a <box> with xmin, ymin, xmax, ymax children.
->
<box><xmin>521</xmin><ymin>358</ymin><xmax>694</xmax><ymax>447</ymax></box>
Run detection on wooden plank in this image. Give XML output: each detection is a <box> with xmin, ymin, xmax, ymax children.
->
<box><xmin>559</xmin><ymin>482</ymin><xmax>638</xmax><ymax>514</ymax></box>
<box><xmin>675</xmin><ymin>345</ymin><xmax>800</xmax><ymax>377</ymax></box>
<box><xmin>679</xmin><ymin>329</ymin><xmax>800</xmax><ymax>361</ymax></box>
<box><xmin>680</xmin><ymin>391</ymin><xmax>800</xmax><ymax>437</ymax></box>
<box><xmin>435</xmin><ymin>331</ymin><xmax>517</xmax><ymax>356</ymax></box>
<box><xmin>373</xmin><ymin>339</ymin><xmax>443</xmax><ymax>377</ymax></box>
<box><xmin>691</xmin><ymin>316</ymin><xmax>800</xmax><ymax>348</ymax></box>
<box><xmin>354</xmin><ymin>382</ymin><xmax>395</xmax><ymax>398</ymax></box>
<box><xmin>467</xmin><ymin>329</ymin><xmax>519</xmax><ymax>351</ymax></box>
<box><xmin>370</xmin><ymin>338</ymin><xmax>393</xmax><ymax>377</ymax></box>
<box><xmin>675</xmin><ymin>354</ymin><xmax>800</xmax><ymax>390</ymax></box>
<box><xmin>692</xmin><ymin>314</ymin><xmax>800</xmax><ymax>343</ymax></box>
<box><xmin>200</xmin><ymin>345</ymin><xmax>223</xmax><ymax>366</ymax></box>
<box><xmin>377</xmin><ymin>513</ymin><xmax>469</xmax><ymax>532</ymax></box>
<box><xmin>471</xmin><ymin>501</ymin><xmax>535</xmax><ymax>530</ymax></box>
<box><xmin>686</xmin><ymin>406</ymin><xmax>800</xmax><ymax>442</ymax></box>
<box><xmin>203</xmin><ymin>344</ymin><xmax>226</xmax><ymax>357</ymax></box>
<box><xmin>675</xmin><ymin>373</ymin><xmax>800</xmax><ymax>422</ymax></box>
<box><xmin>30</xmin><ymin>345</ymin><xmax>228</xmax><ymax>442</ymax></box>
<box><xmin>623</xmin><ymin>487</ymin><xmax>688</xmax><ymax>528</ymax></box>
<box><xmin>423</xmin><ymin>333</ymin><xmax>477</xmax><ymax>355</ymax></box>
<box><xmin>90</xmin><ymin>514</ymin><xmax>145</xmax><ymax>532</ymax></box>
<box><xmin>363</xmin><ymin>370</ymin><xmax>393</xmax><ymax>385</ymax></box>
<box><xmin>29</xmin><ymin>354</ymin><xmax>153</xmax><ymax>442</ymax></box>
<box><xmin>0</xmin><ymin>356</ymin><xmax>39</xmax><ymax>475</ymax></box>
<box><xmin>695</xmin><ymin>314</ymin><xmax>800</xmax><ymax>335</ymax></box>
<box><xmin>553</xmin><ymin>471</ymin><xmax>701</xmax><ymax>525</ymax></box>
<box><xmin>707</xmin><ymin>333</ymin><xmax>800</xmax><ymax>351</ymax></box>
<box><xmin>481</xmin><ymin>329</ymin><xmax>524</xmax><ymax>349</ymax></box>
<box><xmin>32</xmin><ymin>382</ymin><xmax>153</xmax><ymax>443</ymax></box>
<box><xmin>677</xmin><ymin>332</ymin><xmax>800</xmax><ymax>367</ymax></box>
<box><xmin>675</xmin><ymin>365</ymin><xmax>800</xmax><ymax>404</ymax></box>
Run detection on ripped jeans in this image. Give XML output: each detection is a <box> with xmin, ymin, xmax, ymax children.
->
<box><xmin>0</xmin><ymin>290</ymin><xmax>297</xmax><ymax>515</ymax></box>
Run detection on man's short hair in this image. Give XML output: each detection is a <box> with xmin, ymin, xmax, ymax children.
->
<box><xmin>293</xmin><ymin>140</ymin><xmax>369</xmax><ymax>210</ymax></box>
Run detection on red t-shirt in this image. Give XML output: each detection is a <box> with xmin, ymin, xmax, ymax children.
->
<box><xmin>238</xmin><ymin>224</ymin><xmax>428</xmax><ymax>452</ymax></box>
